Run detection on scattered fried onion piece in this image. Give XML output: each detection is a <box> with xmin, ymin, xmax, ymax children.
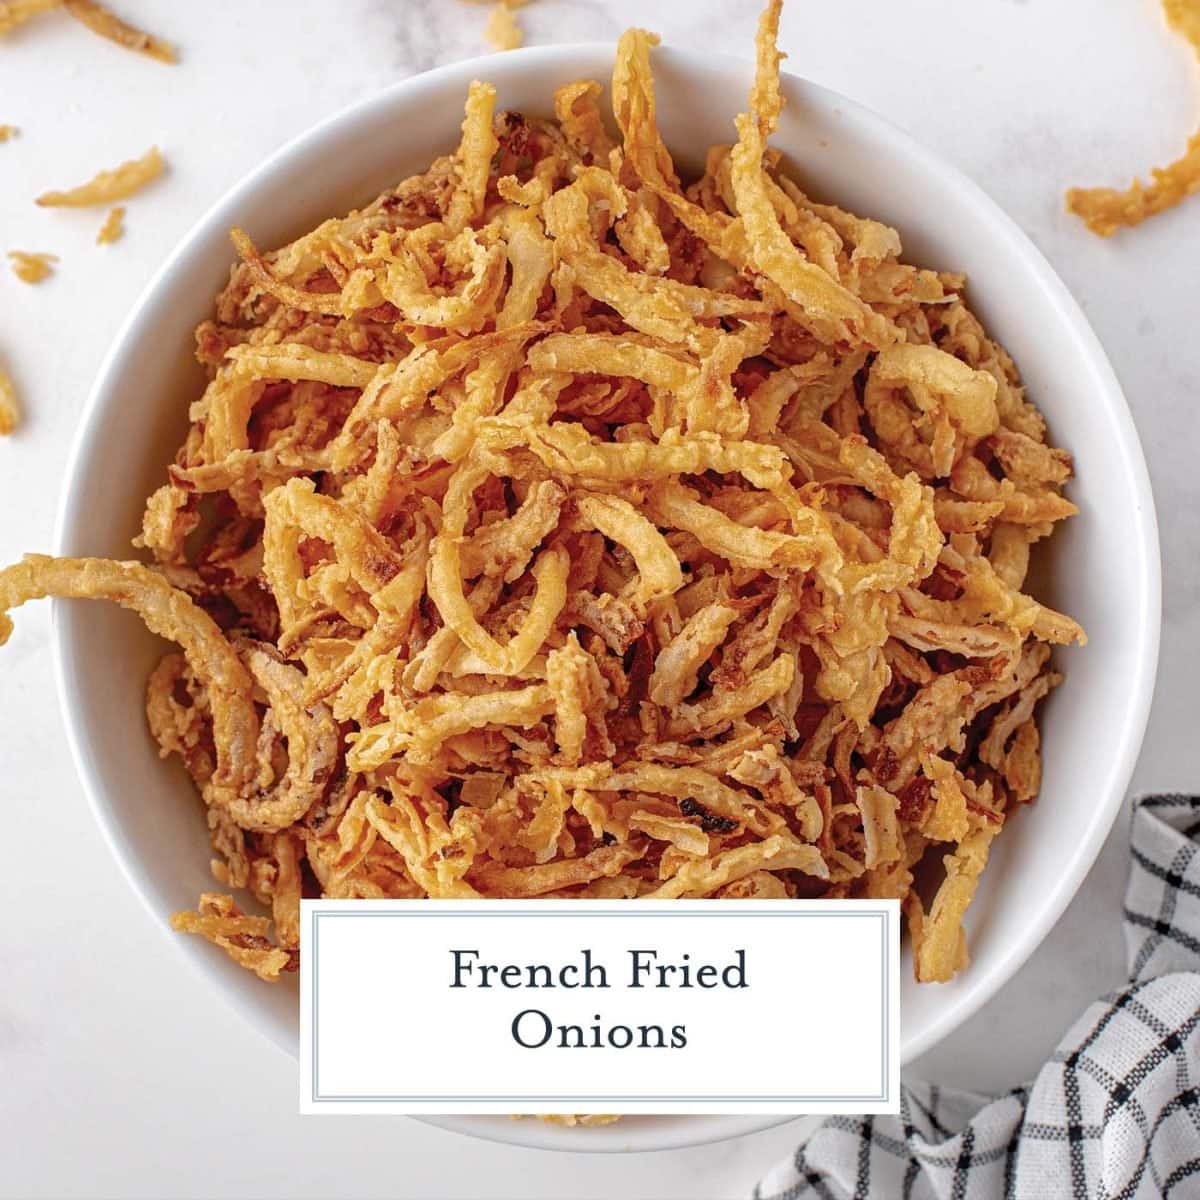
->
<box><xmin>1066</xmin><ymin>0</ymin><xmax>1200</xmax><ymax>235</ymax></box>
<box><xmin>96</xmin><ymin>205</ymin><xmax>124</xmax><ymax>244</ymax></box>
<box><xmin>0</xmin><ymin>0</ymin><xmax>60</xmax><ymax>35</ymax></box>
<box><xmin>36</xmin><ymin>145</ymin><xmax>163</xmax><ymax>207</ymax></box>
<box><xmin>7</xmin><ymin>250</ymin><xmax>56</xmax><ymax>283</ymax></box>
<box><xmin>484</xmin><ymin>0</ymin><xmax>523</xmax><ymax>51</ymax></box>
<box><xmin>63</xmin><ymin>0</ymin><xmax>175</xmax><ymax>62</ymax></box>
<box><xmin>0</xmin><ymin>360</ymin><xmax>18</xmax><ymax>435</ymax></box>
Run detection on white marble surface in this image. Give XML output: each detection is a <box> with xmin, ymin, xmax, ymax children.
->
<box><xmin>1</xmin><ymin>1</ymin><xmax>1196</xmax><ymax>1196</ymax></box>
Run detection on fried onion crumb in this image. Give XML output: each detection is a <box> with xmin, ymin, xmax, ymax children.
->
<box><xmin>96</xmin><ymin>205</ymin><xmax>125</xmax><ymax>244</ymax></box>
<box><xmin>8</xmin><ymin>249</ymin><xmax>56</xmax><ymax>283</ymax></box>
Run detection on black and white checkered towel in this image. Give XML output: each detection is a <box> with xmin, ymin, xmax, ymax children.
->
<box><xmin>756</xmin><ymin>795</ymin><xmax>1200</xmax><ymax>1200</ymax></box>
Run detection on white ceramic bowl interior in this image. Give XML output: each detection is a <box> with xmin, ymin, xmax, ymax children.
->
<box><xmin>52</xmin><ymin>45</ymin><xmax>1159</xmax><ymax>1153</ymax></box>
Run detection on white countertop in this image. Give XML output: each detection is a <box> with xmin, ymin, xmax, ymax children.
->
<box><xmin>1</xmin><ymin>1</ymin><xmax>1197</xmax><ymax>1196</ymax></box>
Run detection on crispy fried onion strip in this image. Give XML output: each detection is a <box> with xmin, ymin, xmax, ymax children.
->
<box><xmin>0</xmin><ymin>556</ymin><xmax>258</xmax><ymax>790</ymax></box>
<box><xmin>351</xmin><ymin>684</ymin><xmax>556</xmax><ymax>769</ymax></box>
<box><xmin>460</xmin><ymin>480</ymin><xmax>566</xmax><ymax>581</ymax></box>
<box><xmin>648</xmin><ymin>602</ymin><xmax>739</xmax><ymax>706</ymax></box>
<box><xmin>728</xmin><ymin>2</ymin><xmax>894</xmax><ymax>348</ymax></box>
<box><xmin>866</xmin><ymin>344</ymin><xmax>999</xmax><ymax>477</ymax></box>
<box><xmin>223</xmin><ymin>343</ymin><xmax>382</xmax><ymax>389</ymax></box>
<box><xmin>379</xmin><ymin>224</ymin><xmax>507</xmax><ymax>331</ymax></box>
<box><xmin>447</xmin><ymin>80</ymin><xmax>500</xmax><ymax>231</ymax></box>
<box><xmin>647</xmin><ymin>478</ymin><xmax>841</xmax><ymax>580</ymax></box>
<box><xmin>522</xmin><ymin>424</ymin><xmax>792</xmax><ymax>492</ymax></box>
<box><xmin>263</xmin><ymin>478</ymin><xmax>408</xmax><ymax>641</ymax></box>
<box><xmin>224</xmin><ymin>642</ymin><xmax>340</xmax><ymax>833</ymax></box>
<box><xmin>528</xmin><ymin>331</ymin><xmax>696</xmax><ymax>392</ymax></box>
<box><xmin>542</xmin><ymin>180</ymin><xmax>769</xmax><ymax>343</ymax></box>
<box><xmin>612</xmin><ymin>28</ymin><xmax>737</xmax><ymax>250</ymax></box>
<box><xmin>646</xmin><ymin>835</ymin><xmax>827</xmax><ymax>898</ymax></box>
<box><xmin>429</xmin><ymin>541</ymin><xmax>569</xmax><ymax>674</ymax></box>
<box><xmin>575</xmin><ymin>492</ymin><xmax>683</xmax><ymax>608</ymax></box>
<box><xmin>910</xmin><ymin>821</ymin><xmax>998</xmax><ymax>982</ymax></box>
<box><xmin>426</xmin><ymin>461</ymin><xmax>569</xmax><ymax>671</ymax></box>
<box><xmin>555</xmin><ymin>79</ymin><xmax>614</xmax><ymax>162</ymax></box>
<box><xmin>497</xmin><ymin>207</ymin><xmax>555</xmax><ymax>329</ymax></box>
<box><xmin>670</xmin><ymin>653</ymin><xmax>795</xmax><ymax>737</ymax></box>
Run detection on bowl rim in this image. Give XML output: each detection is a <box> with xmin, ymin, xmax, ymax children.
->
<box><xmin>50</xmin><ymin>41</ymin><xmax>1161</xmax><ymax>1156</ymax></box>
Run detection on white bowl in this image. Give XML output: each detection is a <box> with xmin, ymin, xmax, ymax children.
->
<box><xmin>52</xmin><ymin>44</ymin><xmax>1159</xmax><ymax>1153</ymax></box>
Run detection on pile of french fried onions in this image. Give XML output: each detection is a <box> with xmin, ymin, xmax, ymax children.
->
<box><xmin>0</xmin><ymin>0</ymin><xmax>1083</xmax><ymax>985</ymax></box>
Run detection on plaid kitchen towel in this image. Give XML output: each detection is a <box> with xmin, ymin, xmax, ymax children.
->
<box><xmin>756</xmin><ymin>795</ymin><xmax>1200</xmax><ymax>1200</ymax></box>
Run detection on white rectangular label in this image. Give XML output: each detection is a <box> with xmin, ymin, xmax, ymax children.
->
<box><xmin>300</xmin><ymin>900</ymin><xmax>898</xmax><ymax>1115</ymax></box>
